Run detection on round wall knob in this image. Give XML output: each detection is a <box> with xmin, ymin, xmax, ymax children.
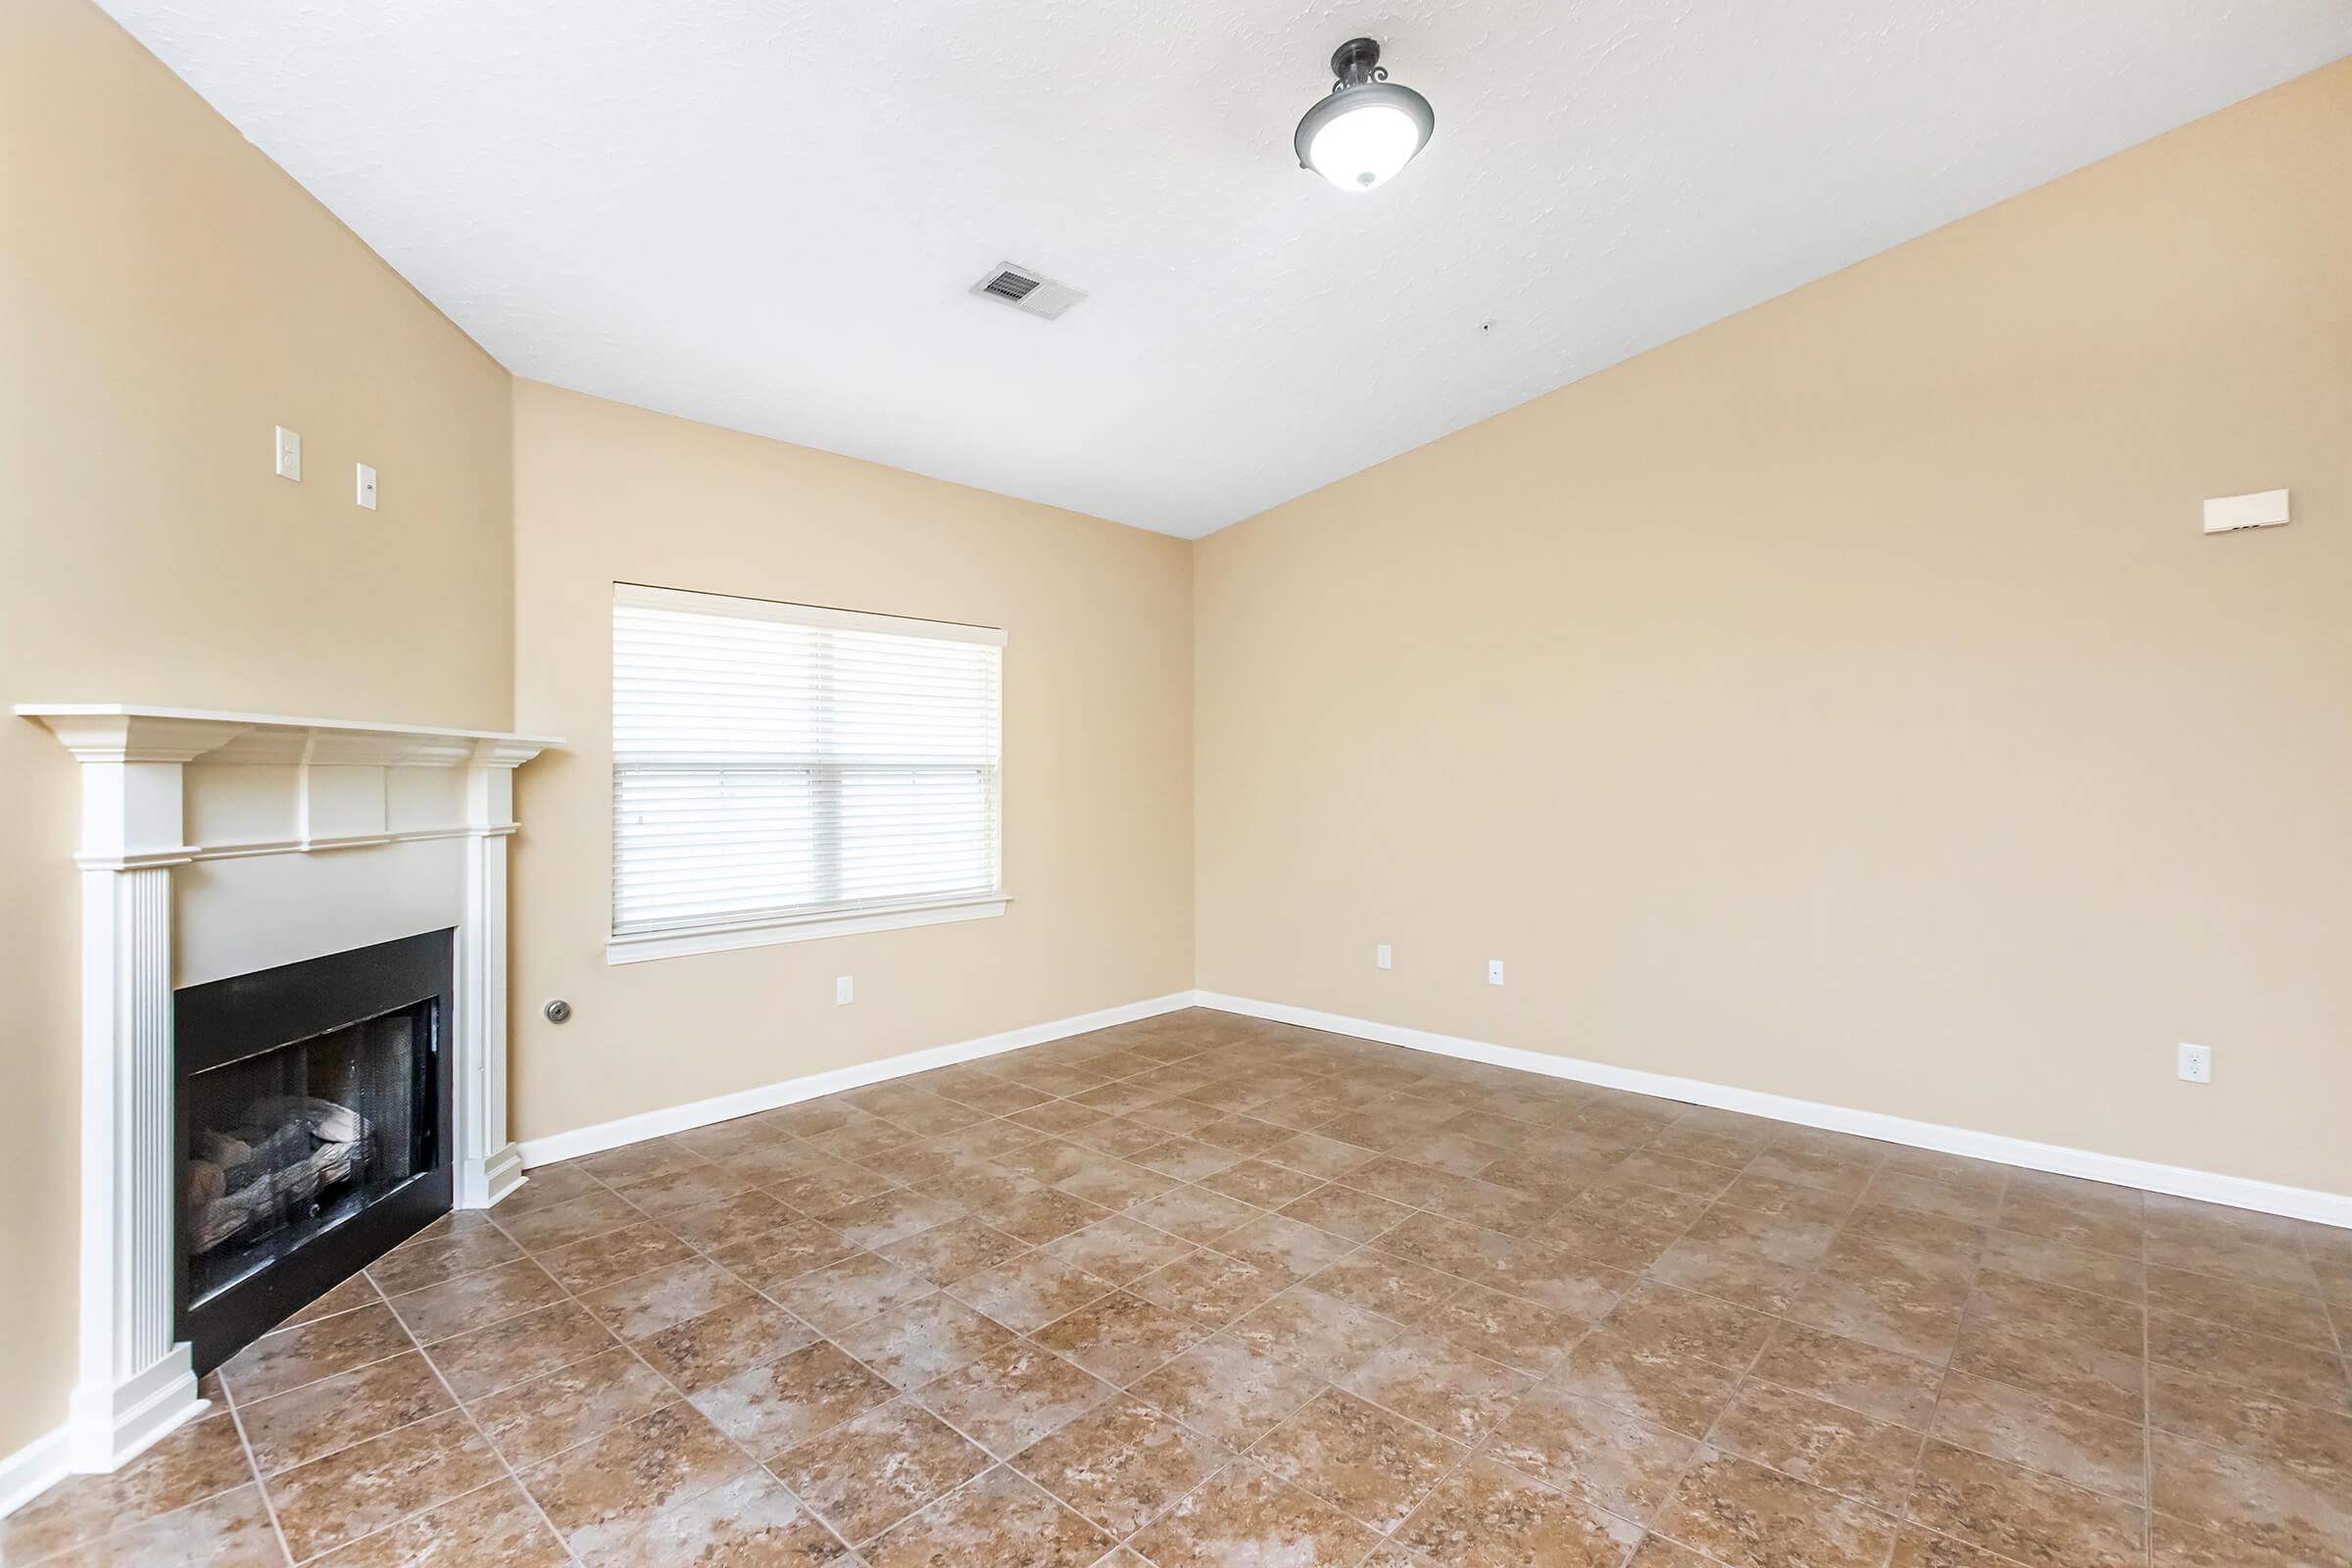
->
<box><xmin>544</xmin><ymin>999</ymin><xmax>573</xmax><ymax>1024</ymax></box>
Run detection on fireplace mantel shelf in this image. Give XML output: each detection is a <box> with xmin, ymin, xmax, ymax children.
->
<box><xmin>17</xmin><ymin>704</ymin><xmax>563</xmax><ymax>768</ymax></box>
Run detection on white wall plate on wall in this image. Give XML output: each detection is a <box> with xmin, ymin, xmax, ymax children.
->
<box><xmin>2203</xmin><ymin>489</ymin><xmax>2289</xmax><ymax>532</ymax></box>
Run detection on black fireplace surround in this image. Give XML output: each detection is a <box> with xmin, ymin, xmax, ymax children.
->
<box><xmin>174</xmin><ymin>929</ymin><xmax>454</xmax><ymax>1372</ymax></box>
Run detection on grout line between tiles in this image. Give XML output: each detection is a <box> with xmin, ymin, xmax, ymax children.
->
<box><xmin>212</xmin><ymin>1375</ymin><xmax>298</xmax><ymax>1567</ymax></box>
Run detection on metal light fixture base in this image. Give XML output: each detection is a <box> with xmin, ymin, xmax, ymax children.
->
<box><xmin>1331</xmin><ymin>37</ymin><xmax>1385</xmax><ymax>87</ymax></box>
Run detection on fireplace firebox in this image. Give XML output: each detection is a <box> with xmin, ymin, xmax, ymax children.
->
<box><xmin>174</xmin><ymin>929</ymin><xmax>454</xmax><ymax>1371</ymax></box>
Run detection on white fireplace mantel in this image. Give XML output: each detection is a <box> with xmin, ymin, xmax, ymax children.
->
<box><xmin>16</xmin><ymin>705</ymin><xmax>560</xmax><ymax>1476</ymax></box>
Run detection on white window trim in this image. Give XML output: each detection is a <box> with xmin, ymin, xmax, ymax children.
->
<box><xmin>615</xmin><ymin>581</ymin><xmax>1009</xmax><ymax>649</ymax></box>
<box><xmin>606</xmin><ymin>893</ymin><xmax>1011</xmax><ymax>966</ymax></box>
<box><xmin>610</xmin><ymin>582</ymin><xmax>1007</xmax><ymax>964</ymax></box>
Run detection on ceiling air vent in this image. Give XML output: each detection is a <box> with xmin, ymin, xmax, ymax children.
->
<box><xmin>969</xmin><ymin>262</ymin><xmax>1086</xmax><ymax>321</ymax></box>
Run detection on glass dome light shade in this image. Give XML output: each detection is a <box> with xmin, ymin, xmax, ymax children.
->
<box><xmin>1295</xmin><ymin>80</ymin><xmax>1435</xmax><ymax>191</ymax></box>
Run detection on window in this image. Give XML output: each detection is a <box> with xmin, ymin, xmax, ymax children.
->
<box><xmin>610</xmin><ymin>583</ymin><xmax>1005</xmax><ymax>962</ymax></box>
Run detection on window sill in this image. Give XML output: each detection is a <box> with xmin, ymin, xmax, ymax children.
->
<box><xmin>607</xmin><ymin>895</ymin><xmax>1009</xmax><ymax>966</ymax></box>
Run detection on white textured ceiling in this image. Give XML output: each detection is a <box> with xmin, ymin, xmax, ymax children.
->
<box><xmin>99</xmin><ymin>1</ymin><xmax>2352</xmax><ymax>536</ymax></box>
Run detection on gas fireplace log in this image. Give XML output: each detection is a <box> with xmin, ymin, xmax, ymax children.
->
<box><xmin>193</xmin><ymin>1128</ymin><xmax>251</xmax><ymax>1170</ymax></box>
<box><xmin>241</xmin><ymin>1095</ymin><xmax>374</xmax><ymax>1146</ymax></box>
<box><xmin>185</xmin><ymin>1135</ymin><xmax>372</xmax><ymax>1254</ymax></box>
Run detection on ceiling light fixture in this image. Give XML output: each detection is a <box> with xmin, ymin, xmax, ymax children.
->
<box><xmin>1294</xmin><ymin>37</ymin><xmax>1435</xmax><ymax>192</ymax></box>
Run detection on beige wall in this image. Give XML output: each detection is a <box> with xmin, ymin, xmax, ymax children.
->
<box><xmin>0</xmin><ymin>0</ymin><xmax>514</xmax><ymax>1453</ymax></box>
<box><xmin>1195</xmin><ymin>59</ymin><xmax>2352</xmax><ymax>1198</ymax></box>
<box><xmin>508</xmin><ymin>381</ymin><xmax>1194</xmax><ymax>1145</ymax></box>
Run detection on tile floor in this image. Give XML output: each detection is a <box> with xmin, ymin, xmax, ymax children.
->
<box><xmin>8</xmin><ymin>1007</ymin><xmax>2349</xmax><ymax>1566</ymax></box>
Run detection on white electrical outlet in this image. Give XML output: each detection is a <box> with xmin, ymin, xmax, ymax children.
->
<box><xmin>1375</xmin><ymin>944</ymin><xmax>1392</xmax><ymax>970</ymax></box>
<box><xmin>356</xmin><ymin>463</ymin><xmax>377</xmax><ymax>510</ymax></box>
<box><xmin>2178</xmin><ymin>1043</ymin><xmax>2211</xmax><ymax>1084</ymax></box>
<box><xmin>273</xmin><ymin>426</ymin><xmax>302</xmax><ymax>481</ymax></box>
<box><xmin>835</xmin><ymin>975</ymin><xmax>854</xmax><ymax>1006</ymax></box>
<box><xmin>1487</xmin><ymin>958</ymin><xmax>1504</xmax><ymax>986</ymax></box>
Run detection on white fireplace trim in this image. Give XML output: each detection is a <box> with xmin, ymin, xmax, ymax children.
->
<box><xmin>16</xmin><ymin>705</ymin><xmax>559</xmax><ymax>1477</ymax></box>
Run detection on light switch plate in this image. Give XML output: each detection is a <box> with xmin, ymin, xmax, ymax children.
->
<box><xmin>1487</xmin><ymin>958</ymin><xmax>1504</xmax><ymax>986</ymax></box>
<box><xmin>835</xmin><ymin>975</ymin><xmax>854</xmax><ymax>1005</ymax></box>
<box><xmin>356</xmin><ymin>463</ymin><xmax>377</xmax><ymax>510</ymax></box>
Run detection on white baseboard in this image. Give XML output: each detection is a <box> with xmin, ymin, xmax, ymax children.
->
<box><xmin>1194</xmin><ymin>991</ymin><xmax>2352</xmax><ymax>1231</ymax></box>
<box><xmin>515</xmin><ymin>992</ymin><xmax>1198</xmax><ymax>1169</ymax></box>
<box><xmin>0</xmin><ymin>1426</ymin><xmax>69</xmax><ymax>1521</ymax></box>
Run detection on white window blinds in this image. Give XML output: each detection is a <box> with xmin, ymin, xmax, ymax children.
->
<box><xmin>612</xmin><ymin>583</ymin><xmax>1004</xmax><ymax>942</ymax></box>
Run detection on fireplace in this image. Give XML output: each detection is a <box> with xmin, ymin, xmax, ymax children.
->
<box><xmin>174</xmin><ymin>930</ymin><xmax>454</xmax><ymax>1371</ymax></box>
<box><xmin>20</xmin><ymin>704</ymin><xmax>556</xmax><ymax>1474</ymax></box>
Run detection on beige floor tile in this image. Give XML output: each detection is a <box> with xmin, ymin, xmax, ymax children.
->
<box><xmin>535</xmin><ymin>1220</ymin><xmax>698</xmax><ymax>1294</ymax></box>
<box><xmin>386</xmin><ymin>1256</ymin><xmax>568</xmax><ymax>1344</ymax></box>
<box><xmin>2147</xmin><ymin>1308</ymin><xmax>2352</xmax><ymax>1413</ymax></box>
<box><xmin>769</xmin><ymin>1397</ymin><xmax>992</xmax><ymax>1544</ymax></box>
<box><xmin>576</xmin><ymin>1256</ymin><xmax>760</xmax><ymax>1341</ymax></box>
<box><xmin>1129</xmin><ymin>1459</ymin><xmax>1384</xmax><ymax>1568</ymax></box>
<box><xmin>1411</xmin><ymin>1278</ymin><xmax>1599</xmax><ymax>1382</ymax></box>
<box><xmin>1251</xmin><ymin>1387</ymin><xmax>1461</xmax><ymax>1532</ymax></box>
<box><xmin>1549</xmin><ymin>1291</ymin><xmax>1761</xmax><ymax>1438</ymax></box>
<box><xmin>1709</xmin><ymin>1378</ymin><xmax>1926</xmax><ymax>1513</ymax></box>
<box><xmin>1197</xmin><ymin>1158</ymin><xmax>1328</xmax><ymax>1209</ymax></box>
<box><xmin>1301</xmin><ymin>1250</ymin><xmax>1462</xmax><ymax>1323</ymax></box>
<box><xmin>1124</xmin><ymin>1184</ymin><xmax>1267</xmax><ymax>1248</ymax></box>
<box><xmin>1041</xmin><ymin>1212</ymin><xmax>1196</xmax><ymax>1285</ymax></box>
<box><xmin>1133</xmin><ymin>1249</ymin><xmax>1291</xmax><ymax>1329</ymax></box>
<box><xmin>687</xmin><ymin>1339</ymin><xmax>898</xmax><ymax>1460</ymax></box>
<box><xmin>1485</xmin><ymin>1382</ymin><xmax>1696</xmax><ymax>1522</ymax></box>
<box><xmin>1337</xmin><ymin>1327</ymin><xmax>1531</xmax><ymax>1444</ymax></box>
<box><xmin>1031</xmin><ymin>1289</ymin><xmax>1209</xmax><ymax>1384</ymax></box>
<box><xmin>570</xmin><ymin>1469</ymin><xmax>845</xmax><ymax>1567</ymax></box>
<box><xmin>707</xmin><ymin>1221</ymin><xmax>860</xmax><ymax>1295</ymax></box>
<box><xmin>265</xmin><ymin>1406</ymin><xmax>506</xmax><ymax>1561</ymax></box>
<box><xmin>367</xmin><ymin>1223</ymin><xmax>522</xmax><ymax>1296</ymax></box>
<box><xmin>274</xmin><ymin>1270</ymin><xmax>384</xmax><ymax>1332</ymax></box>
<box><xmin>1749</xmin><ymin>1321</ymin><xmax>1945</xmax><ymax>1431</ymax></box>
<box><xmin>1652</xmin><ymin>1447</ymin><xmax>1901</xmax><ymax>1568</ymax></box>
<box><xmin>656</xmin><ymin>1191</ymin><xmax>810</xmax><ymax>1255</ymax></box>
<box><xmin>236</xmin><ymin>1348</ymin><xmax>453</xmax><ymax>1477</ymax></box>
<box><xmin>912</xmin><ymin>1341</ymin><xmax>1116</xmax><ymax>1456</ymax></box>
<box><xmin>861</xmin><ymin>1465</ymin><xmax>1112</xmax><ymax>1568</ymax></box>
<box><xmin>310</xmin><ymin>1478</ymin><xmax>567</xmax><ymax>1567</ymax></box>
<box><xmin>832</xmin><ymin>1291</ymin><xmax>1018</xmax><ymax>1390</ymax></box>
<box><xmin>1127</xmin><ymin>1332</ymin><xmax>1329</xmax><ymax>1446</ymax></box>
<box><xmin>1930</xmin><ymin>1370</ymin><xmax>2144</xmax><ymax>1502</ymax></box>
<box><xmin>1227</xmin><ymin>1284</ymin><xmax>1407</xmax><ymax>1378</ymax></box>
<box><xmin>24</xmin><ymin>1483</ymin><xmax>286</xmax><ymax>1568</ymax></box>
<box><xmin>1394</xmin><ymin>1454</ymin><xmax>1644</xmax><ymax>1567</ymax></box>
<box><xmin>1906</xmin><ymin>1439</ymin><xmax>2144</xmax><ymax>1568</ymax></box>
<box><xmin>222</xmin><ymin>1301</ymin><xmax>415</xmax><ymax>1402</ymax></box>
<box><xmin>497</xmin><ymin>1188</ymin><xmax>645</xmax><ymax>1254</ymax></box>
<box><xmin>1009</xmin><ymin>1397</ymin><xmax>1227</xmax><ymax>1535</ymax></box>
<box><xmin>0</xmin><ymin>1410</ymin><xmax>257</xmax><ymax>1562</ymax></box>
<box><xmin>766</xmin><ymin>1252</ymin><xmax>936</xmax><ymax>1334</ymax></box>
<box><xmin>2151</xmin><ymin>1428</ymin><xmax>2352</xmax><ymax>1567</ymax></box>
<box><xmin>518</xmin><ymin>1402</ymin><xmax>754</xmax><ymax>1552</ymax></box>
<box><xmin>423</xmin><ymin>1299</ymin><xmax>618</xmax><ymax>1401</ymax></box>
<box><xmin>948</xmin><ymin>1248</ymin><xmax>1118</xmax><ymax>1333</ymax></box>
<box><xmin>630</xmin><ymin>1292</ymin><xmax>814</xmax><ymax>1392</ymax></box>
<box><xmin>469</xmin><ymin>1345</ymin><xmax>679</xmax><ymax>1469</ymax></box>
